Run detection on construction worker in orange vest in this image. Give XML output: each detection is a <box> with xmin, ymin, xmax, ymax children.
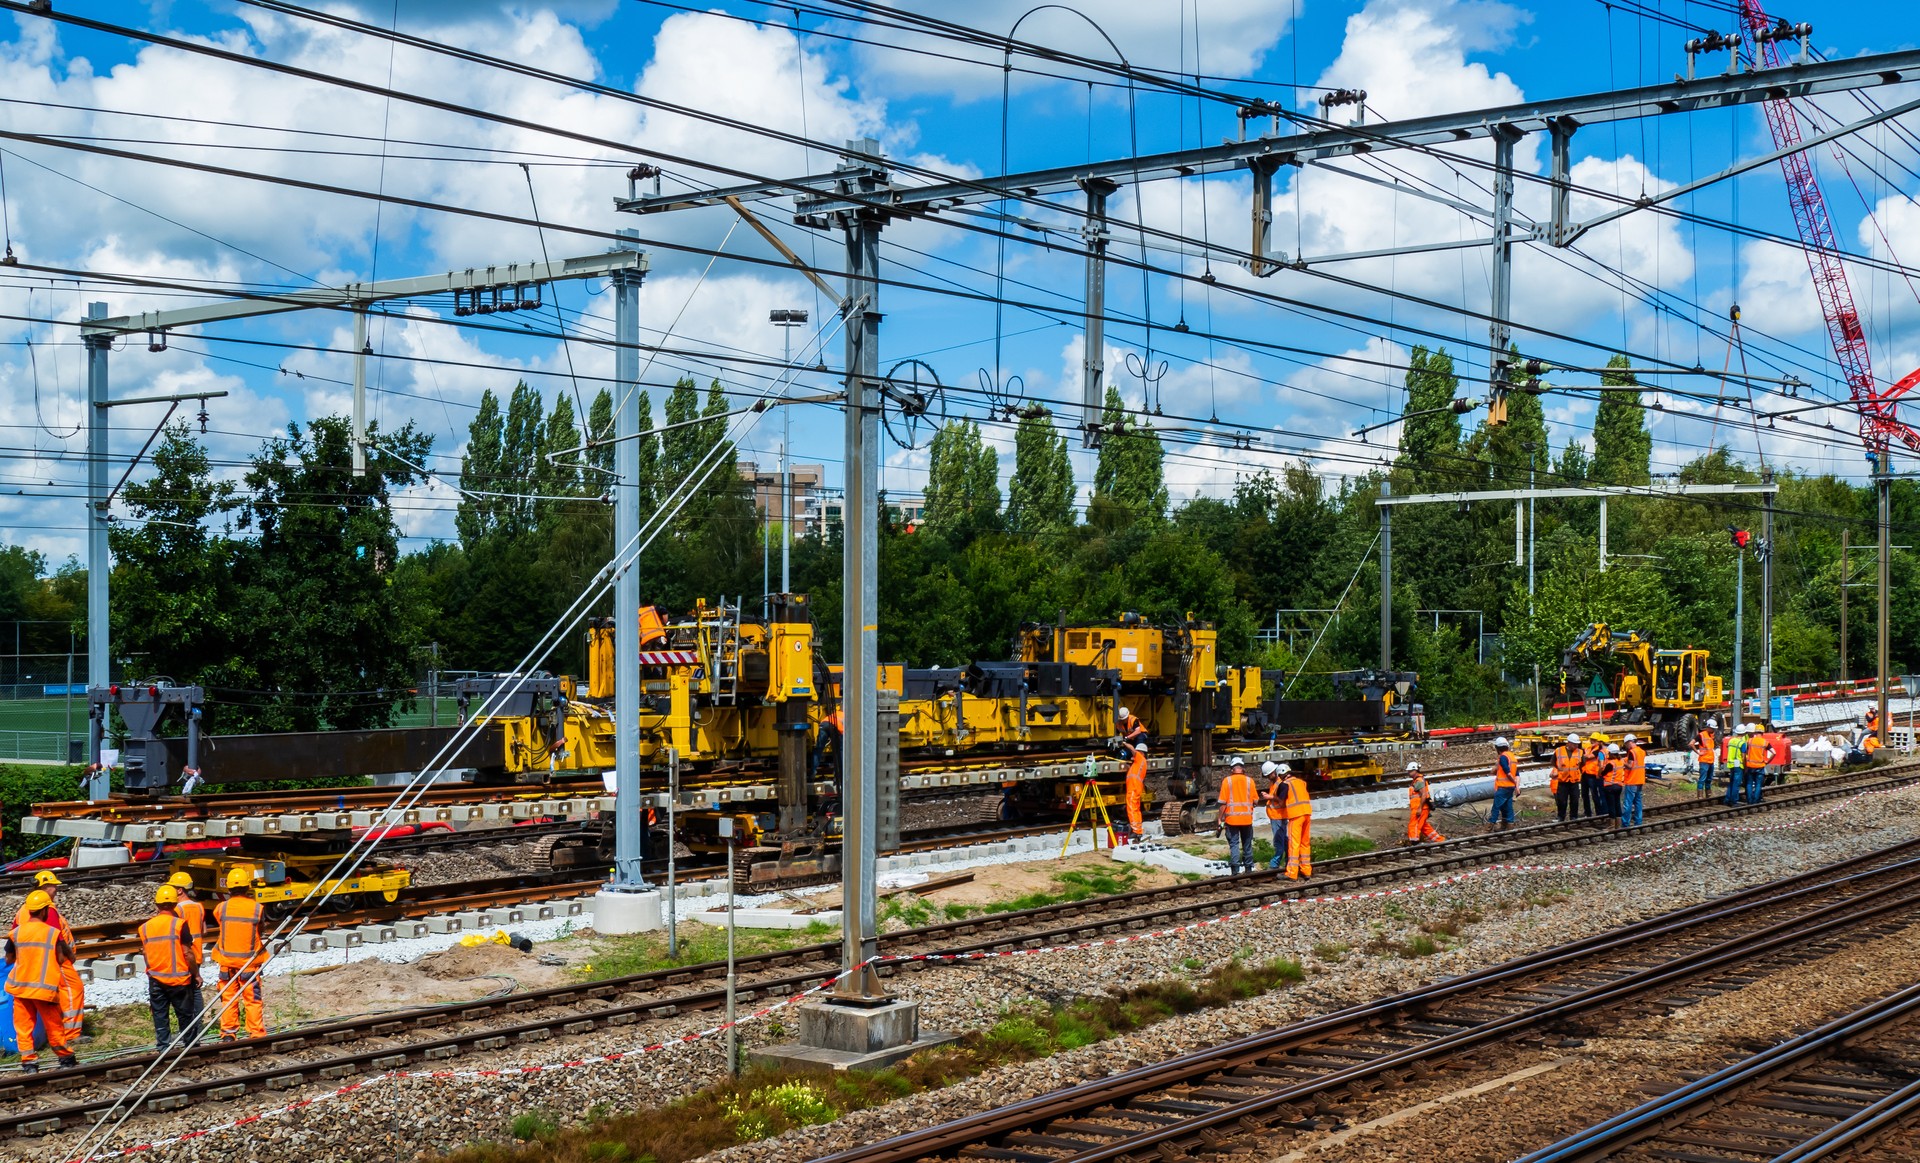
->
<box><xmin>1123</xmin><ymin>743</ymin><xmax>1149</xmax><ymax>842</ymax></box>
<box><xmin>140</xmin><ymin>885</ymin><xmax>201</xmax><ymax>1049</ymax></box>
<box><xmin>1580</xmin><ymin>734</ymin><xmax>1607</xmax><ymax>818</ymax></box>
<box><xmin>1601</xmin><ymin>742</ymin><xmax>1627</xmax><ymax>824</ymax></box>
<box><xmin>1693</xmin><ymin>717</ymin><xmax>1719</xmax><ymax>798</ymax></box>
<box><xmin>1405</xmin><ymin>761</ymin><xmax>1445</xmax><ymax>844</ymax></box>
<box><xmin>1488</xmin><ymin>737</ymin><xmax>1517</xmax><ymax>830</ymax></box>
<box><xmin>1620</xmin><ymin>733</ymin><xmax>1647</xmax><ymax>827</ymax></box>
<box><xmin>1551</xmin><ymin>733</ymin><xmax>1583</xmax><ymax>823</ymax></box>
<box><xmin>5</xmin><ymin>890</ymin><xmax>76</xmax><ymax>1073</ymax></box>
<box><xmin>1116</xmin><ymin>706</ymin><xmax>1149</xmax><ymax>750</ymax></box>
<box><xmin>212</xmin><ymin>869</ymin><xmax>267</xmax><ymax>1041</ymax></box>
<box><xmin>1741</xmin><ymin>722</ymin><xmax>1770</xmax><ymax>804</ymax></box>
<box><xmin>14</xmin><ymin>870</ymin><xmax>84</xmax><ymax>1045</ymax></box>
<box><xmin>1261</xmin><ymin>760</ymin><xmax>1291</xmax><ymax>870</ymax></box>
<box><xmin>1279</xmin><ymin>765</ymin><xmax>1313</xmax><ymax>880</ymax></box>
<box><xmin>168</xmin><ymin>870</ymin><xmax>206</xmax><ymax>950</ymax></box>
<box><xmin>1215</xmin><ymin>760</ymin><xmax>1259</xmax><ymax>876</ymax></box>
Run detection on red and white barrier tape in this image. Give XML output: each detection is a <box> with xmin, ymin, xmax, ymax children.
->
<box><xmin>67</xmin><ymin>779</ymin><xmax>1919</xmax><ymax>1161</ymax></box>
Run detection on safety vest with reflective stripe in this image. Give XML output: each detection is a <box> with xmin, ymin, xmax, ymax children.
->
<box><xmin>1492</xmin><ymin>753</ymin><xmax>1517</xmax><ymax>789</ymax></box>
<box><xmin>1124</xmin><ymin>751</ymin><xmax>1147</xmax><ymax>805</ymax></box>
<box><xmin>213</xmin><ymin>895</ymin><xmax>264</xmax><ymax>968</ymax></box>
<box><xmin>1281</xmin><ymin>775</ymin><xmax>1311</xmax><ymax>820</ymax></box>
<box><xmin>1409</xmin><ymin>775</ymin><xmax>1431</xmax><ymax>810</ymax></box>
<box><xmin>1694</xmin><ymin>729</ymin><xmax>1717</xmax><ymax>763</ymax></box>
<box><xmin>1552</xmin><ymin>745</ymin><xmax>1581</xmax><ymax>787</ymax></box>
<box><xmin>139</xmin><ymin>912</ymin><xmax>194</xmax><ymax>986</ymax></box>
<box><xmin>13</xmin><ymin>902</ymin><xmax>73</xmax><ymax>944</ymax></box>
<box><xmin>178</xmin><ymin>896</ymin><xmax>206</xmax><ymax>946</ymax></box>
<box><xmin>1263</xmin><ymin>776</ymin><xmax>1284</xmax><ymax>821</ymax></box>
<box><xmin>5</xmin><ymin>918</ymin><xmax>63</xmax><ymax>1002</ymax></box>
<box><xmin>1218</xmin><ymin>772</ymin><xmax>1258</xmax><ymax>827</ymax></box>
<box><xmin>1581</xmin><ymin>746</ymin><xmax>1603</xmax><ymax>777</ymax></box>
<box><xmin>1744</xmin><ymin>735</ymin><xmax>1770</xmax><ymax>769</ymax></box>
<box><xmin>1602</xmin><ymin>756</ymin><xmax>1627</xmax><ymax>786</ymax></box>
<box><xmin>1625</xmin><ymin>744</ymin><xmax>1647</xmax><ymax>786</ymax></box>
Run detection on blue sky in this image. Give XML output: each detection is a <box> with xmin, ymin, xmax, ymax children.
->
<box><xmin>1</xmin><ymin>0</ymin><xmax>1917</xmax><ymax>559</ymax></box>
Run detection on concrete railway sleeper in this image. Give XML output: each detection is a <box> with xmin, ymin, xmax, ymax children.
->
<box><xmin>803</xmin><ymin>845</ymin><xmax>1920</xmax><ymax>1163</ymax></box>
<box><xmin>8</xmin><ymin>817</ymin><xmax>1920</xmax><ymax>1138</ymax></box>
<box><xmin>1519</xmin><ymin>979</ymin><xmax>1920</xmax><ymax>1163</ymax></box>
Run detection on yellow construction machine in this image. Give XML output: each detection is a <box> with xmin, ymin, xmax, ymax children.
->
<box><xmin>1552</xmin><ymin>622</ymin><xmax>1723</xmax><ymax>749</ymax></box>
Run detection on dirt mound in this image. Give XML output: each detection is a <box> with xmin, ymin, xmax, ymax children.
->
<box><xmin>415</xmin><ymin>940</ymin><xmax>537</xmax><ymax>981</ymax></box>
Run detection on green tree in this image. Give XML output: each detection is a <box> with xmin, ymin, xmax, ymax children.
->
<box><xmin>455</xmin><ymin>389</ymin><xmax>504</xmax><ymax>547</ymax></box>
<box><xmin>1004</xmin><ymin>410</ymin><xmax>1076</xmax><ymax>533</ymax></box>
<box><xmin>1397</xmin><ymin>346</ymin><xmax>1462</xmax><ymax>478</ymax></box>
<box><xmin>1090</xmin><ymin>385</ymin><xmax>1168</xmax><ymax>525</ymax></box>
<box><xmin>923</xmin><ymin>419</ymin><xmax>1000</xmax><ymax>533</ymax></box>
<box><xmin>1590</xmin><ymin>354</ymin><xmax>1653</xmax><ymax>486</ymax></box>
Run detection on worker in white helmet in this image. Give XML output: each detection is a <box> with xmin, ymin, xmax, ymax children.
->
<box><xmin>1489</xmin><ymin>737</ymin><xmax>1517</xmax><ymax>830</ymax></box>
<box><xmin>1260</xmin><ymin>761</ymin><xmax>1290</xmax><ymax>870</ymax></box>
<box><xmin>1692</xmin><ymin>717</ymin><xmax>1720</xmax><ymax>799</ymax></box>
<box><xmin>1116</xmin><ymin>705</ymin><xmax>1148</xmax><ymax>750</ymax></box>
<box><xmin>1551</xmin><ymin>733</ymin><xmax>1583</xmax><ymax>823</ymax></box>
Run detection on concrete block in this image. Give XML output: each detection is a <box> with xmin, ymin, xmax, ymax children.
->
<box><xmin>426</xmin><ymin>916</ymin><xmax>463</xmax><ymax>934</ymax></box>
<box><xmin>479</xmin><ymin>803</ymin><xmax>513</xmax><ymax>820</ymax></box>
<box><xmin>753</xmin><ymin>998</ymin><xmax>956</xmax><ymax>1073</ymax></box>
<box><xmin>84</xmin><ymin>958</ymin><xmax>137</xmax><ymax>981</ymax></box>
<box><xmin>455</xmin><ymin>911</ymin><xmax>493</xmax><ymax>929</ymax></box>
<box><xmin>696</xmin><ymin>908</ymin><xmax>841</xmax><ymax>930</ymax></box>
<box><xmin>287</xmin><ymin>935</ymin><xmax>329</xmax><ymax>954</ymax></box>
<box><xmin>16</xmin><ymin>815</ymin><xmax>53</xmax><ymax>836</ymax></box>
<box><xmin>562</xmin><ymin>900</ymin><xmax>586</xmax><ymax>917</ymax></box>
<box><xmin>502</xmin><ymin>909</ymin><xmax>525</xmax><ymax>925</ymax></box>
<box><xmin>242</xmin><ymin>817</ymin><xmax>283</xmax><ymax>835</ymax></box>
<box><xmin>162</xmin><ymin>821</ymin><xmax>206</xmax><ymax>841</ymax></box>
<box><xmin>60</xmin><ymin>819</ymin><xmax>113</xmax><ymax>840</ymax></box>
<box><xmin>593</xmin><ymin>887</ymin><xmax>663</xmax><ymax>934</ymax></box>
<box><xmin>355</xmin><ymin>924</ymin><xmax>397</xmax><ymax>944</ymax></box>
<box><xmin>323</xmin><ymin>930</ymin><xmax>363</xmax><ymax>949</ymax></box>
<box><xmin>394</xmin><ymin>921</ymin><xmax>430</xmax><ymax>939</ymax></box>
<box><xmin>533</xmin><ymin>906</ymin><xmax>556</xmax><ymax>921</ymax></box>
<box><xmin>76</xmin><ymin>966</ymin><xmax>93</xmax><ymax>984</ymax></box>
<box><xmin>206</xmin><ymin>818</ymin><xmax>246</xmax><ymax>837</ymax></box>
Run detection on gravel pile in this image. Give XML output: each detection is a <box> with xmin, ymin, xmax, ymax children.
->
<box><xmin>26</xmin><ymin>782</ymin><xmax>1920</xmax><ymax>1163</ymax></box>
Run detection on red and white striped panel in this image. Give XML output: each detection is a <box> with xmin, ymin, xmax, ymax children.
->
<box><xmin>637</xmin><ymin>650</ymin><xmax>700</xmax><ymax>666</ymax></box>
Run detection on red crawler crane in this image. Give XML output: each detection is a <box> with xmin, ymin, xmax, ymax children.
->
<box><xmin>1738</xmin><ymin>2</ymin><xmax>1920</xmax><ymax>456</ymax></box>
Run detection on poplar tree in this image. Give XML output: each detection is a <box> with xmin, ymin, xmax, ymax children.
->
<box><xmin>1092</xmin><ymin>385</ymin><xmax>1169</xmax><ymax>523</ymax></box>
<box><xmin>1591</xmin><ymin>354</ymin><xmax>1653</xmax><ymax>486</ymax></box>
<box><xmin>1004</xmin><ymin>409</ymin><xmax>1075</xmax><ymax>533</ymax></box>
<box><xmin>1397</xmin><ymin>346</ymin><xmax>1462</xmax><ymax>477</ymax></box>
<box><xmin>923</xmin><ymin>419</ymin><xmax>1001</xmax><ymax>532</ymax></box>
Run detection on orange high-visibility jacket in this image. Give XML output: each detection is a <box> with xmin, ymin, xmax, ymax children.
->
<box><xmin>212</xmin><ymin>896</ymin><xmax>265</xmax><ymax>970</ymax></box>
<box><xmin>1581</xmin><ymin>745</ymin><xmax>1603</xmax><ymax>777</ymax></box>
<box><xmin>1124</xmin><ymin>751</ymin><xmax>1147</xmax><ymax>806</ymax></box>
<box><xmin>139</xmin><ymin>912</ymin><xmax>196</xmax><ymax>986</ymax></box>
<box><xmin>1218</xmin><ymin>772</ymin><xmax>1258</xmax><ymax>826</ymax></box>
<box><xmin>1693</xmin><ymin>729</ymin><xmax>1717</xmax><ymax>763</ymax></box>
<box><xmin>1625</xmin><ymin>744</ymin><xmax>1647</xmax><ymax>786</ymax></box>
<box><xmin>4</xmin><ymin>918</ymin><xmax>67</xmax><ymax>1002</ymax></box>
<box><xmin>1492</xmin><ymin>753</ymin><xmax>1517</xmax><ymax>789</ymax></box>
<box><xmin>1281</xmin><ymin>775</ymin><xmax>1311</xmax><ymax>820</ymax></box>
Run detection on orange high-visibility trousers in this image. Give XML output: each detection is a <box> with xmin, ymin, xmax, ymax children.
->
<box><xmin>216</xmin><ymin>966</ymin><xmax>265</xmax><ymax>1040</ymax></box>
<box><xmin>1285</xmin><ymin>817</ymin><xmax>1312</xmax><ymax>879</ymax></box>
<box><xmin>57</xmin><ymin>964</ymin><xmax>84</xmax><ymax>1041</ymax></box>
<box><xmin>10</xmin><ymin>995</ymin><xmax>72</xmax><ymax>1063</ymax></box>
<box><xmin>1407</xmin><ymin>803</ymin><xmax>1444</xmax><ymax>843</ymax></box>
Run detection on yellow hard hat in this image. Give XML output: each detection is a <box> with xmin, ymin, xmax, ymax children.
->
<box><xmin>1588</xmin><ymin>733</ymin><xmax>1608</xmax><ymax>742</ymax></box>
<box><xmin>155</xmin><ymin>885</ymin><xmax>179</xmax><ymax>905</ymax></box>
<box><xmin>24</xmin><ymin>890</ymin><xmax>52</xmax><ymax>912</ymax></box>
<box><xmin>33</xmin><ymin>870</ymin><xmax>62</xmax><ymax>888</ymax></box>
<box><xmin>225</xmin><ymin>868</ymin><xmax>254</xmax><ymax>890</ymax></box>
<box><xmin>167</xmin><ymin>871</ymin><xmax>194</xmax><ymax>890</ymax></box>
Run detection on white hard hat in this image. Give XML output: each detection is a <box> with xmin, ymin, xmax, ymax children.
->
<box><xmin>1492</xmin><ymin>736</ymin><xmax>1510</xmax><ymax>749</ymax></box>
<box><xmin>1117</xmin><ymin>706</ymin><xmax>1130</xmax><ymax>720</ymax></box>
<box><xmin>1260</xmin><ymin>760</ymin><xmax>1278</xmax><ymax>776</ymax></box>
<box><xmin>1276</xmin><ymin>762</ymin><xmax>1292</xmax><ymax>775</ymax></box>
<box><xmin>1227</xmin><ymin>755</ymin><xmax>1243</xmax><ymax>767</ymax></box>
<box><xmin>1606</xmin><ymin>743</ymin><xmax>1622</xmax><ymax>754</ymax></box>
<box><xmin>1406</xmin><ymin>760</ymin><xmax>1422</xmax><ymax>772</ymax></box>
<box><xmin>1623</xmin><ymin>733</ymin><xmax>1637</xmax><ymax>743</ymax></box>
<box><xmin>1135</xmin><ymin>743</ymin><xmax>1148</xmax><ymax>754</ymax></box>
<box><xmin>1566</xmin><ymin>733</ymin><xmax>1581</xmax><ymax>745</ymax></box>
<box><xmin>1707</xmin><ymin>716</ymin><xmax>1719</xmax><ymax>728</ymax></box>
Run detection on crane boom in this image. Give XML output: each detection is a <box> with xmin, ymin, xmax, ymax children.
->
<box><xmin>1738</xmin><ymin>3</ymin><xmax>1920</xmax><ymax>456</ymax></box>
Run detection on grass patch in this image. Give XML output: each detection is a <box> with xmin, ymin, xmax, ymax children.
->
<box><xmin>1312</xmin><ymin>941</ymin><xmax>1351</xmax><ymax>964</ymax></box>
<box><xmin>573</xmin><ymin>921</ymin><xmax>836</xmax><ymax>983</ymax></box>
<box><xmin>1317</xmin><ymin>834</ymin><xmax>1376</xmax><ymax>860</ymax></box>
<box><xmin>437</xmin><ymin>956</ymin><xmax>1306</xmax><ymax>1163</ymax></box>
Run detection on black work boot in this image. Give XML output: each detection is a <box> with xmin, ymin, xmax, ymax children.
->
<box><xmin>55</xmin><ymin>1055</ymin><xmax>77</xmax><ymax>1070</ymax></box>
<box><xmin>19</xmin><ymin>1061</ymin><xmax>38</xmax><ymax>1075</ymax></box>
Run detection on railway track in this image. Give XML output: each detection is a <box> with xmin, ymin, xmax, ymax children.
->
<box><xmin>3</xmin><ymin>765</ymin><xmax>1915</xmax><ymax>1135</ymax></box>
<box><xmin>803</xmin><ymin>844</ymin><xmax>1920</xmax><ymax>1163</ymax></box>
<box><xmin>1519</xmin><ymin>980</ymin><xmax>1920</xmax><ymax>1163</ymax></box>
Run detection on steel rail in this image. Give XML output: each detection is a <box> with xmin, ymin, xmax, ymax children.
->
<box><xmin>1518</xmin><ymin>980</ymin><xmax>1920</xmax><ymax>1162</ymax></box>
<box><xmin>809</xmin><ymin>862</ymin><xmax>1920</xmax><ymax>1163</ymax></box>
<box><xmin>4</xmin><ymin>783</ymin><xmax>1918</xmax><ymax>1130</ymax></box>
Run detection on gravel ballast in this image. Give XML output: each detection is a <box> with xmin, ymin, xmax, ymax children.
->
<box><xmin>20</xmin><ymin>778</ymin><xmax>1920</xmax><ymax>1163</ymax></box>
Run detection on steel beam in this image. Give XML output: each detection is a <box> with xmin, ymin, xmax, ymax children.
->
<box><xmin>1376</xmin><ymin>482</ymin><xmax>1779</xmax><ymax>506</ymax></box>
<box><xmin>1079</xmin><ymin>178</ymin><xmax>1116</xmax><ymax>446</ymax></box>
<box><xmin>83</xmin><ymin>302</ymin><xmax>110</xmax><ymax>798</ymax></box>
<box><xmin>1488</xmin><ymin>126</ymin><xmax>1521</xmax><ymax>400</ymax></box>
<box><xmin>1379</xmin><ymin>479</ymin><xmax>1392</xmax><ymax>671</ymax></box>
<box><xmin>835</xmin><ymin>139</ymin><xmax>887</xmax><ymax>1000</ymax></box>
<box><xmin>616</xmin><ymin>50</ymin><xmax>1920</xmax><ymax>220</ymax></box>
<box><xmin>611</xmin><ymin>231</ymin><xmax>649</xmax><ymax>888</ymax></box>
<box><xmin>78</xmin><ymin>252</ymin><xmax>647</xmax><ymax>337</ymax></box>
